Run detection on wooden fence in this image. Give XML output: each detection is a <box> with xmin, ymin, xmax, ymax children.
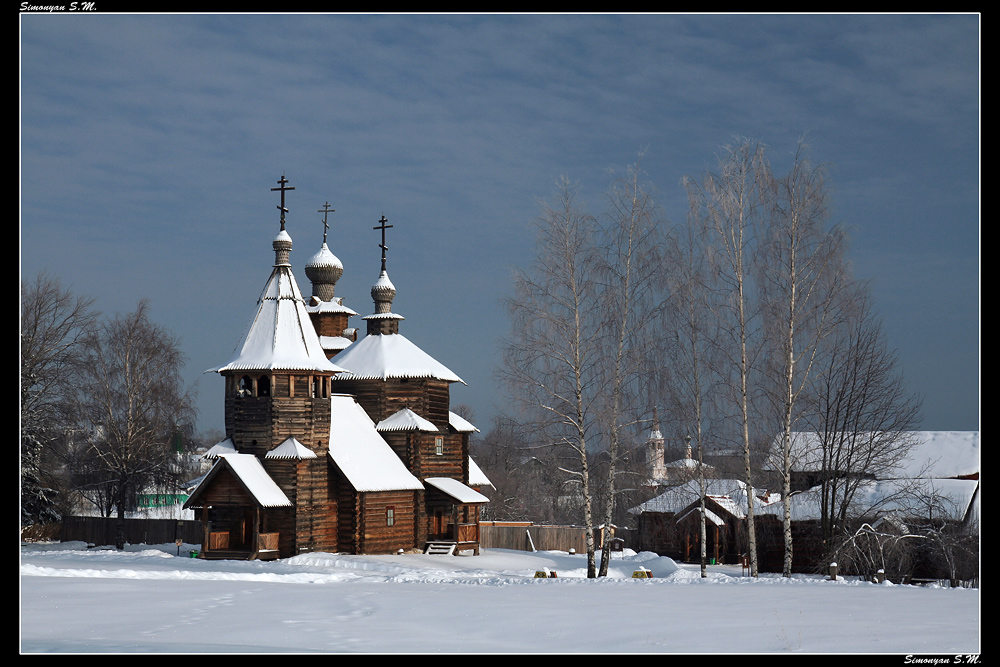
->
<box><xmin>26</xmin><ymin>516</ymin><xmax>203</xmax><ymax>547</ymax></box>
<box><xmin>26</xmin><ymin>518</ymin><xmax>635</xmax><ymax>556</ymax></box>
<box><xmin>480</xmin><ymin>523</ymin><xmax>635</xmax><ymax>553</ymax></box>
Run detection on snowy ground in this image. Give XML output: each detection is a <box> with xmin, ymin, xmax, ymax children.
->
<box><xmin>20</xmin><ymin>541</ymin><xmax>980</xmax><ymax>654</ymax></box>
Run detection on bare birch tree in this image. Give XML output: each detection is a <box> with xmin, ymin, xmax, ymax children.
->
<box><xmin>501</xmin><ymin>178</ymin><xmax>602</xmax><ymax>577</ymax></box>
<box><xmin>69</xmin><ymin>301</ymin><xmax>195</xmax><ymax>549</ymax></box>
<box><xmin>760</xmin><ymin>143</ymin><xmax>851</xmax><ymax>577</ymax></box>
<box><xmin>594</xmin><ymin>161</ymin><xmax>664</xmax><ymax>577</ymax></box>
<box><xmin>684</xmin><ymin>139</ymin><xmax>770</xmax><ymax>577</ymax></box>
<box><xmin>662</xmin><ymin>196</ymin><xmax>720</xmax><ymax>577</ymax></box>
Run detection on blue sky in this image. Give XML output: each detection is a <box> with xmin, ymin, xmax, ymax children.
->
<box><xmin>20</xmin><ymin>14</ymin><xmax>979</xmax><ymax>436</ymax></box>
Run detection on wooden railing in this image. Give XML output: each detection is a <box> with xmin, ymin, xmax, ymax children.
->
<box><xmin>257</xmin><ymin>532</ymin><xmax>279</xmax><ymax>552</ymax></box>
<box><xmin>209</xmin><ymin>531</ymin><xmax>230</xmax><ymax>550</ymax></box>
<box><xmin>456</xmin><ymin>523</ymin><xmax>479</xmax><ymax>544</ymax></box>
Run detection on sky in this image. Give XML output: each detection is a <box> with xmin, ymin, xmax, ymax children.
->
<box><xmin>19</xmin><ymin>13</ymin><xmax>980</xmax><ymax>438</ymax></box>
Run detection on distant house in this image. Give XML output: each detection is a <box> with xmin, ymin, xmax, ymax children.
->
<box><xmin>629</xmin><ymin>431</ymin><xmax>979</xmax><ymax>574</ymax></box>
<box><xmin>763</xmin><ymin>431</ymin><xmax>980</xmax><ymax>526</ymax></box>
<box><xmin>628</xmin><ymin>478</ymin><xmax>781</xmax><ymax>564</ymax></box>
<box><xmin>762</xmin><ymin>430</ymin><xmax>980</xmax><ymax>492</ymax></box>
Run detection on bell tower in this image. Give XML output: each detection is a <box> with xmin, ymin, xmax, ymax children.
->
<box><xmin>213</xmin><ymin>176</ymin><xmax>346</xmax><ymax>459</ymax></box>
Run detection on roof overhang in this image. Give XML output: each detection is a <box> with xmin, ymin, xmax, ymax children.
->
<box><xmin>424</xmin><ymin>477</ymin><xmax>490</xmax><ymax>504</ymax></box>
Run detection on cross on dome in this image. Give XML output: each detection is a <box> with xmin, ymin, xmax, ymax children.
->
<box><xmin>374</xmin><ymin>215</ymin><xmax>393</xmax><ymax>271</ymax></box>
<box><xmin>271</xmin><ymin>175</ymin><xmax>295</xmax><ymax>231</ymax></box>
<box><xmin>318</xmin><ymin>201</ymin><xmax>335</xmax><ymax>244</ymax></box>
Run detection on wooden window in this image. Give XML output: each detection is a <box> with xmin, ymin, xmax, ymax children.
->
<box><xmin>239</xmin><ymin>375</ymin><xmax>253</xmax><ymax>397</ymax></box>
<box><xmin>386</xmin><ymin>506</ymin><xmax>395</xmax><ymax>527</ymax></box>
<box><xmin>435</xmin><ymin>436</ymin><xmax>444</xmax><ymax>456</ymax></box>
<box><xmin>258</xmin><ymin>375</ymin><xmax>271</xmax><ymax>397</ymax></box>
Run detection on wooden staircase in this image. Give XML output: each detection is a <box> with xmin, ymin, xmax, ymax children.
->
<box><xmin>424</xmin><ymin>542</ymin><xmax>456</xmax><ymax>555</ymax></box>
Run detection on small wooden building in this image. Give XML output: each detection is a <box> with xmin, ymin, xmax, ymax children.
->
<box><xmin>184</xmin><ymin>179</ymin><xmax>489</xmax><ymax>559</ymax></box>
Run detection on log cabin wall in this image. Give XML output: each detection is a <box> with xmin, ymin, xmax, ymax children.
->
<box><xmin>225</xmin><ymin>372</ymin><xmax>334</xmax><ymax>458</ymax></box>
<box><xmin>334</xmin><ymin>378</ymin><xmax>451</xmax><ymax>431</ymax></box>
<box><xmin>358</xmin><ymin>490</ymin><xmax>418</xmax><ymax>554</ymax></box>
<box><xmin>331</xmin><ymin>464</ymin><xmax>361</xmax><ymax>553</ymax></box>
<box><xmin>414</xmin><ymin>432</ymin><xmax>464</xmax><ymax>480</ymax></box>
<box><xmin>295</xmin><ymin>457</ymin><xmax>338</xmax><ymax>553</ymax></box>
<box><xmin>224</xmin><ymin>370</ymin><xmax>336</xmax><ymax>557</ymax></box>
<box><xmin>310</xmin><ymin>311</ymin><xmax>351</xmax><ymax>339</ymax></box>
<box><xmin>379</xmin><ymin>432</ymin><xmax>412</xmax><ymax>469</ymax></box>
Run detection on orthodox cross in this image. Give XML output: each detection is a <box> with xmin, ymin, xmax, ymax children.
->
<box><xmin>271</xmin><ymin>175</ymin><xmax>295</xmax><ymax>230</ymax></box>
<box><xmin>374</xmin><ymin>215</ymin><xmax>393</xmax><ymax>271</ymax></box>
<box><xmin>318</xmin><ymin>202</ymin><xmax>335</xmax><ymax>244</ymax></box>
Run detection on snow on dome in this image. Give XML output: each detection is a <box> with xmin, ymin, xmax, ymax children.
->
<box><xmin>209</xmin><ymin>266</ymin><xmax>347</xmax><ymax>374</ymax></box>
<box><xmin>376</xmin><ymin>408</ymin><xmax>439</xmax><ymax>433</ymax></box>
<box><xmin>372</xmin><ymin>269</ymin><xmax>395</xmax><ymax>292</ymax></box>
<box><xmin>265</xmin><ymin>436</ymin><xmax>318</xmax><ymax>460</ymax></box>
<box><xmin>305</xmin><ymin>243</ymin><xmax>343</xmax><ymax>271</ymax></box>
<box><xmin>333</xmin><ymin>333</ymin><xmax>464</xmax><ymax>383</ymax></box>
<box><xmin>327</xmin><ymin>394</ymin><xmax>424</xmax><ymax>492</ymax></box>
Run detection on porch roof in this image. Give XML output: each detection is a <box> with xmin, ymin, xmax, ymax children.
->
<box><xmin>184</xmin><ymin>453</ymin><xmax>292</xmax><ymax>509</ymax></box>
<box><xmin>424</xmin><ymin>477</ymin><xmax>490</xmax><ymax>504</ymax></box>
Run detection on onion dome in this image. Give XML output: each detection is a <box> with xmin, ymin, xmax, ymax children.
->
<box><xmin>305</xmin><ymin>243</ymin><xmax>344</xmax><ymax>302</ymax></box>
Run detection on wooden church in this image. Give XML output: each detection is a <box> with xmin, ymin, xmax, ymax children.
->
<box><xmin>183</xmin><ymin>176</ymin><xmax>490</xmax><ymax>559</ymax></box>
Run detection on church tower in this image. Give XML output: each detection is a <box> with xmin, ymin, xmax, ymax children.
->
<box><xmin>209</xmin><ymin>176</ymin><xmax>346</xmax><ymax>555</ymax></box>
<box><xmin>332</xmin><ymin>215</ymin><xmax>484</xmax><ymax>547</ymax></box>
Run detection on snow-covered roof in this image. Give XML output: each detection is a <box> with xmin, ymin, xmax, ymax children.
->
<box><xmin>468</xmin><ymin>456</ymin><xmax>492</xmax><ymax>488</ymax></box>
<box><xmin>326</xmin><ymin>394</ymin><xmax>424</xmax><ymax>492</ymax></box>
<box><xmin>318</xmin><ymin>335</ymin><xmax>354</xmax><ymax>352</ymax></box>
<box><xmin>676</xmin><ymin>504</ymin><xmax>726</xmax><ymax>527</ymax></box>
<box><xmin>265</xmin><ymin>436</ymin><xmax>317</xmax><ymax>460</ymax></box>
<box><xmin>209</xmin><ymin>264</ymin><xmax>347</xmax><ymax>374</ymax></box>
<box><xmin>663</xmin><ymin>456</ymin><xmax>707</xmax><ymax>469</ymax></box>
<box><xmin>203</xmin><ymin>437</ymin><xmax>238</xmax><ymax>459</ymax></box>
<box><xmin>424</xmin><ymin>477</ymin><xmax>490</xmax><ymax>504</ymax></box>
<box><xmin>376</xmin><ymin>408</ymin><xmax>439</xmax><ymax>433</ymax></box>
<box><xmin>786</xmin><ymin>478</ymin><xmax>980</xmax><ymax>523</ymax></box>
<box><xmin>305</xmin><ymin>296</ymin><xmax>357</xmax><ymax>316</ymax></box>
<box><xmin>628</xmin><ymin>478</ymin><xmax>779</xmax><ymax>518</ymax></box>
<box><xmin>766</xmin><ymin>431</ymin><xmax>980</xmax><ymax>479</ymax></box>
<box><xmin>448</xmin><ymin>411</ymin><xmax>479</xmax><ymax>433</ymax></box>
<box><xmin>332</xmin><ymin>333</ymin><xmax>464</xmax><ymax>383</ymax></box>
<box><xmin>185</xmin><ymin>453</ymin><xmax>292</xmax><ymax>508</ymax></box>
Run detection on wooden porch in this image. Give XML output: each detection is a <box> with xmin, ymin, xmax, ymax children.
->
<box><xmin>198</xmin><ymin>529</ymin><xmax>281</xmax><ymax>561</ymax></box>
<box><xmin>424</xmin><ymin>522</ymin><xmax>480</xmax><ymax>555</ymax></box>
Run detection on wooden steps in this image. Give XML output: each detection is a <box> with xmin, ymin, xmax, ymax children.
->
<box><xmin>424</xmin><ymin>542</ymin><xmax>456</xmax><ymax>555</ymax></box>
